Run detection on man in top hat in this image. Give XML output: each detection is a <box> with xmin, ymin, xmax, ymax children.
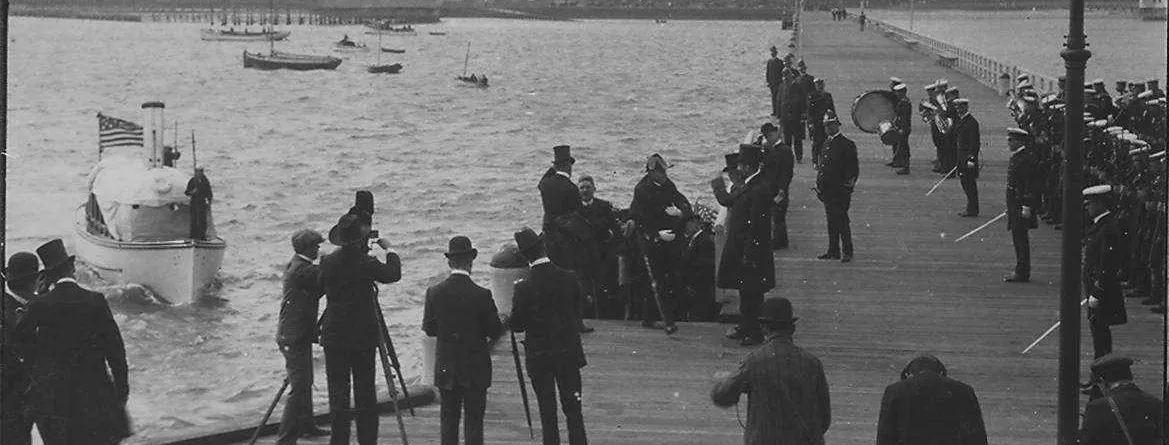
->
<box><xmin>318</xmin><ymin>212</ymin><xmax>402</xmax><ymax>445</ymax></box>
<box><xmin>816</xmin><ymin>114</ymin><xmax>859</xmax><ymax>262</ymax></box>
<box><xmin>712</xmin><ymin>297</ymin><xmax>831</xmax><ymax>444</ymax></box>
<box><xmin>538</xmin><ymin>145</ymin><xmax>595</xmax><ymax>332</ymax></box>
<box><xmin>766</xmin><ymin>46</ymin><xmax>785</xmax><ymax>118</ymax></box>
<box><xmin>509</xmin><ymin>228</ymin><xmax>589</xmax><ymax>445</ymax></box>
<box><xmin>629</xmin><ymin>153</ymin><xmax>691</xmax><ymax>335</ymax></box>
<box><xmin>756</xmin><ymin>123</ymin><xmax>794</xmax><ymax>250</ymax></box>
<box><xmin>14</xmin><ymin>239</ymin><xmax>131</xmax><ymax>445</ymax></box>
<box><xmin>2</xmin><ymin>252</ymin><xmax>40</xmax><ymax>445</ymax></box>
<box><xmin>876</xmin><ymin>355</ymin><xmax>988</xmax><ymax>445</ymax></box>
<box><xmin>577</xmin><ymin>175</ymin><xmax>623</xmax><ymax>319</ymax></box>
<box><xmin>807</xmin><ymin>78</ymin><xmax>837</xmax><ymax>168</ymax></box>
<box><xmin>1077</xmin><ymin>354</ymin><xmax>1164</xmax><ymax>444</ymax></box>
<box><xmin>423</xmin><ymin>236</ymin><xmax>504</xmax><ymax>445</ymax></box>
<box><xmin>711</xmin><ymin>143</ymin><xmax>776</xmax><ymax>346</ymax></box>
<box><xmin>185</xmin><ymin>166</ymin><xmax>214</xmax><ymax>240</ymax></box>
<box><xmin>1003</xmin><ymin>128</ymin><xmax>1040</xmax><ymax>283</ymax></box>
<box><xmin>781</xmin><ymin>69</ymin><xmax>809</xmax><ymax>164</ymax></box>
<box><xmin>275</xmin><ymin>229</ymin><xmax>331</xmax><ymax>444</ymax></box>
<box><xmin>891</xmin><ymin>83</ymin><xmax>913</xmax><ymax>175</ymax></box>
<box><xmin>1081</xmin><ymin>185</ymin><xmax>1127</xmax><ymax>359</ymax></box>
<box><xmin>952</xmin><ymin>98</ymin><xmax>981</xmax><ymax>217</ymax></box>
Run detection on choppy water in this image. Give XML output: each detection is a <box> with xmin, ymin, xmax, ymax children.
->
<box><xmin>867</xmin><ymin>9</ymin><xmax>1167</xmax><ymax>83</ymax></box>
<box><xmin>6</xmin><ymin>17</ymin><xmax>790</xmax><ymax>442</ymax></box>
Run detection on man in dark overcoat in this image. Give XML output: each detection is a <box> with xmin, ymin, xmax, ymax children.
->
<box><xmin>15</xmin><ymin>239</ymin><xmax>131</xmax><ymax>445</ymax></box>
<box><xmin>275</xmin><ymin>229</ymin><xmax>330</xmax><ymax>444</ymax></box>
<box><xmin>766</xmin><ymin>46</ymin><xmax>784</xmax><ymax>118</ymax></box>
<box><xmin>577</xmin><ymin>176</ymin><xmax>622</xmax><ymax>319</ymax></box>
<box><xmin>629</xmin><ymin>154</ymin><xmax>691</xmax><ymax>335</ymax></box>
<box><xmin>875</xmin><ymin>355</ymin><xmax>988</xmax><ymax>445</ymax></box>
<box><xmin>185</xmin><ymin>167</ymin><xmax>214</xmax><ymax>240</ymax></box>
<box><xmin>712</xmin><ymin>298</ymin><xmax>831</xmax><ymax>444</ymax></box>
<box><xmin>891</xmin><ymin>84</ymin><xmax>912</xmax><ymax>175</ymax></box>
<box><xmin>952</xmin><ymin>99</ymin><xmax>981</xmax><ymax>217</ymax></box>
<box><xmin>711</xmin><ymin>144</ymin><xmax>775</xmax><ymax>346</ymax></box>
<box><xmin>781</xmin><ymin>69</ymin><xmax>809</xmax><ymax>163</ymax></box>
<box><xmin>1003</xmin><ymin>128</ymin><xmax>1040</xmax><ymax>283</ymax></box>
<box><xmin>422</xmin><ymin>236</ymin><xmax>504</xmax><ymax>445</ymax></box>
<box><xmin>538</xmin><ymin>145</ymin><xmax>594</xmax><ymax>332</ymax></box>
<box><xmin>2</xmin><ymin>252</ymin><xmax>40</xmax><ymax>445</ymax></box>
<box><xmin>1081</xmin><ymin>185</ymin><xmax>1126</xmax><ymax>358</ymax></box>
<box><xmin>318</xmin><ymin>211</ymin><xmax>402</xmax><ymax>445</ymax></box>
<box><xmin>816</xmin><ymin>114</ymin><xmax>859</xmax><ymax>262</ymax></box>
<box><xmin>757</xmin><ymin>123</ymin><xmax>794</xmax><ymax>250</ymax></box>
<box><xmin>509</xmin><ymin>228</ymin><xmax>589</xmax><ymax>445</ymax></box>
<box><xmin>1077</xmin><ymin>355</ymin><xmax>1164</xmax><ymax>444</ymax></box>
<box><xmin>807</xmin><ymin>78</ymin><xmax>836</xmax><ymax>168</ymax></box>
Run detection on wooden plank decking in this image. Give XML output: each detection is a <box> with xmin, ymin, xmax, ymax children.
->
<box><xmin>220</xmin><ymin>17</ymin><xmax>1164</xmax><ymax>445</ymax></box>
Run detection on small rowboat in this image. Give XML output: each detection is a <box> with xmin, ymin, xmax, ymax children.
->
<box><xmin>333</xmin><ymin>41</ymin><xmax>370</xmax><ymax>52</ymax></box>
<box><xmin>429</xmin><ymin>31</ymin><xmax>447</xmax><ymax>36</ymax></box>
<box><xmin>456</xmin><ymin>75</ymin><xmax>489</xmax><ymax>87</ymax></box>
<box><xmin>243</xmin><ymin>50</ymin><xmax>343</xmax><ymax>70</ymax></box>
<box><xmin>367</xmin><ymin>63</ymin><xmax>403</xmax><ymax>74</ymax></box>
<box><xmin>380</xmin><ymin>48</ymin><xmax>406</xmax><ymax>53</ymax></box>
<box><xmin>201</xmin><ymin>28</ymin><xmax>290</xmax><ymax>41</ymax></box>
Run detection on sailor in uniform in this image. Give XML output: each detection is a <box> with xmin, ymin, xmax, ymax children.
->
<box><xmin>952</xmin><ymin>98</ymin><xmax>981</xmax><ymax>217</ymax></box>
<box><xmin>815</xmin><ymin>114</ymin><xmax>858</xmax><ymax>263</ymax></box>
<box><xmin>891</xmin><ymin>83</ymin><xmax>912</xmax><ymax>175</ymax></box>
<box><xmin>1003</xmin><ymin>128</ymin><xmax>1039</xmax><ymax>283</ymax></box>
<box><xmin>1081</xmin><ymin>185</ymin><xmax>1127</xmax><ymax>359</ymax></box>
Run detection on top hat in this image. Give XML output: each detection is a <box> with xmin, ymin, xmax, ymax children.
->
<box><xmin>5</xmin><ymin>252</ymin><xmax>40</xmax><ymax>284</ymax></box>
<box><xmin>1082</xmin><ymin>184</ymin><xmax>1112</xmax><ymax>198</ymax></box>
<box><xmin>444</xmin><ymin>235</ymin><xmax>478</xmax><ymax>259</ymax></box>
<box><xmin>291</xmin><ymin>229</ymin><xmax>325</xmax><ymax>253</ymax></box>
<box><xmin>513</xmin><ymin>227</ymin><xmax>544</xmax><ymax>257</ymax></box>
<box><xmin>552</xmin><ymin>145</ymin><xmax>575</xmax><ymax>165</ymax></box>
<box><xmin>36</xmin><ymin>239</ymin><xmax>74</xmax><ymax>273</ymax></box>
<box><xmin>757</xmin><ymin>297</ymin><xmax>798</xmax><ymax>326</ymax></box>
<box><xmin>738</xmin><ymin>144</ymin><xmax>762</xmax><ymax>166</ymax></box>
<box><xmin>355</xmin><ymin>191</ymin><xmax>374</xmax><ymax>216</ymax></box>
<box><xmin>723</xmin><ymin>152</ymin><xmax>740</xmax><ymax>172</ymax></box>
<box><xmin>346</xmin><ymin>206</ymin><xmax>373</xmax><ymax>227</ymax></box>
<box><xmin>328</xmin><ymin>213</ymin><xmax>371</xmax><ymax>246</ymax></box>
<box><xmin>814</xmin><ymin>78</ymin><xmax>825</xmax><ymax>85</ymax></box>
<box><xmin>1089</xmin><ymin>354</ymin><xmax>1134</xmax><ymax>380</ymax></box>
<box><xmin>769</xmin><ymin>45</ymin><xmax>777</xmax><ymax>52</ymax></box>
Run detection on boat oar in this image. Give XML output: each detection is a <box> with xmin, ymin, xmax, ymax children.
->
<box><xmin>246</xmin><ymin>378</ymin><xmax>290</xmax><ymax>445</ymax></box>
<box><xmin>925</xmin><ymin>166</ymin><xmax>958</xmax><ymax>196</ymax></box>
<box><xmin>953</xmin><ymin>212</ymin><xmax>1006</xmax><ymax>242</ymax></box>
<box><xmin>510</xmin><ymin>331</ymin><xmax>534</xmax><ymax>439</ymax></box>
<box><xmin>1021</xmin><ymin>299</ymin><xmax>1088</xmax><ymax>355</ymax></box>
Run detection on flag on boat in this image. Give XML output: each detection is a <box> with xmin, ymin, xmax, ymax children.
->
<box><xmin>98</xmin><ymin>113</ymin><xmax>144</xmax><ymax>150</ymax></box>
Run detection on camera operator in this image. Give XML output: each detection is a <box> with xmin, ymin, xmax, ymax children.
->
<box><xmin>318</xmin><ymin>209</ymin><xmax>402</xmax><ymax>445</ymax></box>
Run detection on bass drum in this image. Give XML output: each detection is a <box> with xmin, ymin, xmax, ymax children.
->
<box><xmin>851</xmin><ymin>90</ymin><xmax>899</xmax><ymax>134</ymax></box>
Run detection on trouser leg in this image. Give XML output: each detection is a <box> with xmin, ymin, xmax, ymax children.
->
<box><xmin>737</xmin><ymin>290</ymin><xmax>764</xmax><ymax>338</ymax></box>
<box><xmin>772</xmin><ymin>197</ymin><xmax>789</xmax><ymax>248</ymax></box>
<box><xmin>1088</xmin><ymin>313</ymin><xmax>1112</xmax><ymax>358</ymax></box>
<box><xmin>325</xmin><ymin>347</ymin><xmax>352</xmax><ymax>445</ymax></box>
<box><xmin>770</xmin><ymin>87</ymin><xmax>780</xmax><ymax>117</ymax></box>
<box><xmin>1012</xmin><ymin>228</ymin><xmax>1031</xmax><ymax>278</ymax></box>
<box><xmin>463</xmin><ymin>386</ymin><xmax>488</xmax><ymax>445</ymax></box>
<box><xmin>893</xmin><ymin>132</ymin><xmax>910</xmax><ymax>167</ymax></box>
<box><xmin>643</xmin><ymin>242</ymin><xmax>676</xmax><ymax>327</ymax></box>
<box><xmin>439</xmin><ymin>387</ymin><xmax>464</xmax><ymax>445</ymax></box>
<box><xmin>811</xmin><ymin>123</ymin><xmax>826</xmax><ymax>166</ymax></box>
<box><xmin>352</xmin><ymin>348</ymin><xmax>378</xmax><ymax>445</ymax></box>
<box><xmin>277</xmin><ymin>343</ymin><xmax>314</xmax><ymax>445</ymax></box>
<box><xmin>839</xmin><ymin>193</ymin><xmax>854</xmax><ymax>256</ymax></box>
<box><xmin>824</xmin><ymin>201</ymin><xmax>839</xmax><ymax>254</ymax></box>
<box><xmin>527</xmin><ymin>360</ymin><xmax>561</xmax><ymax>445</ymax></box>
<box><xmin>959</xmin><ymin>173</ymin><xmax>979</xmax><ymax>215</ymax></box>
<box><xmin>555</xmin><ymin>364</ymin><xmax>587</xmax><ymax>445</ymax></box>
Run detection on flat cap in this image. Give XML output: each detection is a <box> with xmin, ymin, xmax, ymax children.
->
<box><xmin>1082</xmin><ymin>184</ymin><xmax>1112</xmax><ymax>196</ymax></box>
<box><xmin>937</xmin><ymin>79</ymin><xmax>949</xmax><ymax>86</ymax></box>
<box><xmin>1016</xmin><ymin>73</ymin><xmax>1030</xmax><ymax>81</ymax></box>
<box><xmin>1138</xmin><ymin>91</ymin><xmax>1154</xmax><ymax>99</ymax></box>
<box><xmin>291</xmin><ymin>229</ymin><xmax>325</xmax><ymax>252</ymax></box>
<box><xmin>1092</xmin><ymin>78</ymin><xmax>1104</xmax><ymax>85</ymax></box>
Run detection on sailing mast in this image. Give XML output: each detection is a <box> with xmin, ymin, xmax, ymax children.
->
<box><xmin>268</xmin><ymin>0</ymin><xmax>276</xmax><ymax>54</ymax></box>
<box><xmin>462</xmin><ymin>42</ymin><xmax>471</xmax><ymax>76</ymax></box>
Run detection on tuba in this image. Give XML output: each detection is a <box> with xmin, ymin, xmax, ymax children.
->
<box><xmin>851</xmin><ymin>90</ymin><xmax>901</xmax><ymax>145</ymax></box>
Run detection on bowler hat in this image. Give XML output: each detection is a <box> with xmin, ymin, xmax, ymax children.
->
<box><xmin>723</xmin><ymin>152</ymin><xmax>740</xmax><ymax>172</ymax></box>
<box><xmin>5</xmin><ymin>252</ymin><xmax>40</xmax><ymax>284</ymax></box>
<box><xmin>738</xmin><ymin>144</ymin><xmax>763</xmax><ymax>166</ymax></box>
<box><xmin>757</xmin><ymin>297</ymin><xmax>798</xmax><ymax>326</ymax></box>
<box><xmin>328</xmin><ymin>213</ymin><xmax>371</xmax><ymax>246</ymax></box>
<box><xmin>36</xmin><ymin>239</ymin><xmax>74</xmax><ymax>272</ymax></box>
<box><xmin>291</xmin><ymin>229</ymin><xmax>325</xmax><ymax>253</ymax></box>
<box><xmin>553</xmin><ymin>145</ymin><xmax>575</xmax><ymax>165</ymax></box>
<box><xmin>444</xmin><ymin>235</ymin><xmax>478</xmax><ymax>259</ymax></box>
<box><xmin>513</xmin><ymin>227</ymin><xmax>544</xmax><ymax>257</ymax></box>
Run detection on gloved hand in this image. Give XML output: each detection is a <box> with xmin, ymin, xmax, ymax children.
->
<box><xmin>665</xmin><ymin>205</ymin><xmax>682</xmax><ymax>217</ymax></box>
<box><xmin>1088</xmin><ymin>296</ymin><xmax>1100</xmax><ymax>308</ymax></box>
<box><xmin>1021</xmin><ymin>206</ymin><xmax>1032</xmax><ymax>219</ymax></box>
<box><xmin>966</xmin><ymin>160</ymin><xmax>977</xmax><ymax>169</ymax></box>
<box><xmin>658</xmin><ymin>230</ymin><xmax>676</xmax><ymax>242</ymax></box>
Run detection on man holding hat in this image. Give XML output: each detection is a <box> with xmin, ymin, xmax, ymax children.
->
<box><xmin>891</xmin><ymin>83</ymin><xmax>913</xmax><ymax>175</ymax></box>
<box><xmin>539</xmin><ymin>145</ymin><xmax>595</xmax><ymax>332</ymax></box>
<box><xmin>952</xmin><ymin>98</ymin><xmax>981</xmax><ymax>217</ymax></box>
<box><xmin>1077</xmin><ymin>354</ymin><xmax>1164</xmax><ymax>444</ymax></box>
<box><xmin>766</xmin><ymin>46</ymin><xmax>784</xmax><ymax>118</ymax></box>
<box><xmin>275</xmin><ymin>229</ymin><xmax>330</xmax><ymax>444</ymax></box>
<box><xmin>423</xmin><ymin>236</ymin><xmax>504</xmax><ymax>445</ymax></box>
<box><xmin>816</xmin><ymin>113</ymin><xmax>858</xmax><ymax>262</ymax></box>
<box><xmin>629</xmin><ymin>153</ymin><xmax>691</xmax><ymax>334</ymax></box>
<box><xmin>509</xmin><ymin>228</ymin><xmax>589</xmax><ymax>445</ymax></box>
<box><xmin>1082</xmin><ymin>185</ymin><xmax>1127</xmax><ymax>359</ymax></box>
<box><xmin>807</xmin><ymin>78</ymin><xmax>837</xmax><ymax>168</ymax></box>
<box><xmin>15</xmin><ymin>239</ymin><xmax>131</xmax><ymax>445</ymax></box>
<box><xmin>318</xmin><ymin>211</ymin><xmax>402</xmax><ymax>445</ymax></box>
<box><xmin>876</xmin><ymin>355</ymin><xmax>988</xmax><ymax>445</ymax></box>
<box><xmin>2</xmin><ymin>252</ymin><xmax>40</xmax><ymax>445</ymax></box>
<box><xmin>711</xmin><ymin>297</ymin><xmax>831</xmax><ymax>444</ymax></box>
<box><xmin>711</xmin><ymin>143</ymin><xmax>776</xmax><ymax>346</ymax></box>
<box><xmin>1003</xmin><ymin>128</ymin><xmax>1040</xmax><ymax>283</ymax></box>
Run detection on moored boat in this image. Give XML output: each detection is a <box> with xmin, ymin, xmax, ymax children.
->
<box><xmin>380</xmin><ymin>48</ymin><xmax>406</xmax><ymax>53</ymax></box>
<box><xmin>200</xmin><ymin>28</ymin><xmax>291</xmax><ymax>41</ymax></box>
<box><xmin>456</xmin><ymin>74</ymin><xmax>489</xmax><ymax>87</ymax></box>
<box><xmin>333</xmin><ymin>42</ymin><xmax>370</xmax><ymax>53</ymax></box>
<box><xmin>367</xmin><ymin>63</ymin><xmax>403</xmax><ymax>74</ymax></box>
<box><xmin>244</xmin><ymin>50</ymin><xmax>343</xmax><ymax>70</ymax></box>
<box><xmin>364</xmin><ymin>22</ymin><xmax>417</xmax><ymax>35</ymax></box>
<box><xmin>429</xmin><ymin>31</ymin><xmax>447</xmax><ymax>35</ymax></box>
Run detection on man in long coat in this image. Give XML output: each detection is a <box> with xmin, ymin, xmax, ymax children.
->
<box><xmin>807</xmin><ymin>78</ymin><xmax>836</xmax><ymax>168</ymax></box>
<box><xmin>423</xmin><ymin>236</ymin><xmax>504</xmax><ymax>445</ymax></box>
<box><xmin>1082</xmin><ymin>185</ymin><xmax>1126</xmax><ymax>359</ymax></box>
<box><xmin>757</xmin><ymin>123</ymin><xmax>794</xmax><ymax>250</ymax></box>
<box><xmin>766</xmin><ymin>46</ymin><xmax>784</xmax><ymax>118</ymax></box>
<box><xmin>1004</xmin><ymin>128</ymin><xmax>1039</xmax><ymax>283</ymax></box>
<box><xmin>712</xmin><ymin>298</ymin><xmax>831</xmax><ymax>444</ymax></box>
<box><xmin>577</xmin><ymin>175</ymin><xmax>622</xmax><ymax>319</ymax></box>
<box><xmin>509</xmin><ymin>228</ymin><xmax>589</xmax><ymax>445</ymax></box>
<box><xmin>629</xmin><ymin>154</ymin><xmax>691</xmax><ymax>335</ymax></box>
<box><xmin>185</xmin><ymin>167</ymin><xmax>214</xmax><ymax>240</ymax></box>
<box><xmin>952</xmin><ymin>99</ymin><xmax>981</xmax><ymax>217</ymax></box>
<box><xmin>538</xmin><ymin>145</ymin><xmax>594</xmax><ymax>332</ymax></box>
<box><xmin>275</xmin><ymin>229</ymin><xmax>330</xmax><ymax>444</ymax></box>
<box><xmin>2</xmin><ymin>252</ymin><xmax>40</xmax><ymax>445</ymax></box>
<box><xmin>15</xmin><ymin>239</ymin><xmax>131</xmax><ymax>445</ymax></box>
<box><xmin>781</xmin><ymin>69</ymin><xmax>809</xmax><ymax>163</ymax></box>
<box><xmin>816</xmin><ymin>114</ymin><xmax>859</xmax><ymax>262</ymax></box>
<box><xmin>876</xmin><ymin>355</ymin><xmax>988</xmax><ymax>445</ymax></box>
<box><xmin>711</xmin><ymin>144</ymin><xmax>775</xmax><ymax>346</ymax></box>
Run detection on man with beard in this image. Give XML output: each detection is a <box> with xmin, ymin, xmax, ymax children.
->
<box><xmin>539</xmin><ymin>145</ymin><xmax>594</xmax><ymax>333</ymax></box>
<box><xmin>629</xmin><ymin>154</ymin><xmax>691</xmax><ymax>335</ymax></box>
<box><xmin>807</xmin><ymin>78</ymin><xmax>836</xmax><ymax>168</ymax></box>
<box><xmin>2</xmin><ymin>252</ymin><xmax>40</xmax><ymax>445</ymax></box>
<box><xmin>15</xmin><ymin>239</ymin><xmax>131</xmax><ymax>445</ymax></box>
<box><xmin>712</xmin><ymin>144</ymin><xmax>775</xmax><ymax>346</ymax></box>
<box><xmin>816</xmin><ymin>114</ymin><xmax>859</xmax><ymax>263</ymax></box>
<box><xmin>275</xmin><ymin>229</ymin><xmax>331</xmax><ymax>444</ymax></box>
<box><xmin>952</xmin><ymin>99</ymin><xmax>981</xmax><ymax>217</ymax></box>
<box><xmin>577</xmin><ymin>175</ymin><xmax>622</xmax><ymax>319</ymax></box>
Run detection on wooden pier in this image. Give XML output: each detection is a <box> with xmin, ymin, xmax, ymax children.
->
<box><xmin>190</xmin><ymin>16</ymin><xmax>1166</xmax><ymax>445</ymax></box>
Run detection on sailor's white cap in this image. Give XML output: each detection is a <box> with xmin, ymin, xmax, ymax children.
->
<box><xmin>937</xmin><ymin>79</ymin><xmax>949</xmax><ymax>86</ymax></box>
<box><xmin>1138</xmin><ymin>91</ymin><xmax>1154</xmax><ymax>99</ymax></box>
<box><xmin>1092</xmin><ymin>79</ymin><xmax>1104</xmax><ymax>85</ymax></box>
<box><xmin>893</xmin><ymin>83</ymin><xmax>907</xmax><ymax>91</ymax></box>
<box><xmin>1082</xmin><ymin>184</ymin><xmax>1112</xmax><ymax>196</ymax></box>
<box><xmin>890</xmin><ymin>77</ymin><xmax>904</xmax><ymax>84</ymax></box>
<box><xmin>1105</xmin><ymin>126</ymin><xmax>1124</xmax><ymax>133</ymax></box>
<box><xmin>1016</xmin><ymin>73</ymin><xmax>1030</xmax><ymax>81</ymax></box>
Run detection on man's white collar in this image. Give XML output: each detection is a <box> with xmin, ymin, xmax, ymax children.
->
<box><xmin>49</xmin><ymin>277</ymin><xmax>77</xmax><ymax>292</ymax></box>
<box><xmin>556</xmin><ymin>171</ymin><xmax>571</xmax><ymax>180</ymax></box>
<box><xmin>450</xmin><ymin>269</ymin><xmax>470</xmax><ymax>277</ymax></box>
<box><xmin>296</xmin><ymin>254</ymin><xmax>316</xmax><ymax>263</ymax></box>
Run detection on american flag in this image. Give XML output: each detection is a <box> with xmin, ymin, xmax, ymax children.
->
<box><xmin>97</xmin><ymin>113</ymin><xmax>144</xmax><ymax>150</ymax></box>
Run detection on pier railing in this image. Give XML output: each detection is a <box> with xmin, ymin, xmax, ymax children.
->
<box><xmin>865</xmin><ymin>18</ymin><xmax>1060</xmax><ymax>96</ymax></box>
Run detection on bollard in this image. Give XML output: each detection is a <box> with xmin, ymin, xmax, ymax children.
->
<box><xmin>998</xmin><ymin>72</ymin><xmax>1012</xmax><ymax>97</ymax></box>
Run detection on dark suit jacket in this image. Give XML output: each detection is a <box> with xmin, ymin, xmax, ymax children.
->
<box><xmin>782</xmin><ymin>80</ymin><xmax>809</xmax><ymax>122</ymax></box>
<box><xmin>955</xmin><ymin>114</ymin><xmax>981</xmax><ymax>173</ymax></box>
<box><xmin>1083</xmin><ymin>212</ymin><xmax>1126</xmax><ymax>326</ymax></box>
<box><xmin>2</xmin><ymin>290</ymin><xmax>31</xmax><ymax>400</ymax></box>
<box><xmin>766</xmin><ymin>58</ymin><xmax>784</xmax><ymax>87</ymax></box>
<box><xmin>1006</xmin><ymin>147</ymin><xmax>1040</xmax><ymax>231</ymax></box>
<box><xmin>765</xmin><ymin>142</ymin><xmax>795</xmax><ymax>195</ymax></box>
<box><xmin>894</xmin><ymin>96</ymin><xmax>913</xmax><ymax>133</ymax></box>
<box><xmin>509</xmin><ymin>262</ymin><xmax>586</xmax><ymax>368</ymax></box>
<box><xmin>538</xmin><ymin>169</ymin><xmax>583</xmax><ymax>228</ymax></box>
<box><xmin>876</xmin><ymin>371</ymin><xmax>988</xmax><ymax>445</ymax></box>
<box><xmin>712</xmin><ymin>172</ymin><xmax>775</xmax><ymax>293</ymax></box>
<box><xmin>807</xmin><ymin>91</ymin><xmax>836</xmax><ymax>121</ymax></box>
<box><xmin>422</xmin><ymin>273</ymin><xmax>503</xmax><ymax>390</ymax></box>
<box><xmin>1077</xmin><ymin>383</ymin><xmax>1164</xmax><ymax>445</ymax></box>
<box><xmin>277</xmin><ymin>255</ymin><xmax>325</xmax><ymax>346</ymax></box>
<box><xmin>539</xmin><ymin>169</ymin><xmax>592</xmax><ymax>269</ymax></box>
<box><xmin>816</xmin><ymin>133</ymin><xmax>859</xmax><ymax>196</ymax></box>
<box><xmin>319</xmin><ymin>247</ymin><xmax>402</xmax><ymax>349</ymax></box>
<box><xmin>630</xmin><ymin>175</ymin><xmax>692</xmax><ymax>237</ymax></box>
<box><xmin>14</xmin><ymin>281</ymin><xmax>131</xmax><ymax>440</ymax></box>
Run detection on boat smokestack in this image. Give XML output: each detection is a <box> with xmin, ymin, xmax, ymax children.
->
<box><xmin>141</xmin><ymin>101</ymin><xmax>165</xmax><ymax>167</ymax></box>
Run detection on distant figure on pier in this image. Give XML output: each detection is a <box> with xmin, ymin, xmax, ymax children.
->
<box><xmin>275</xmin><ymin>229</ymin><xmax>331</xmax><ymax>444</ymax></box>
<box><xmin>1003</xmin><ymin>128</ymin><xmax>1038</xmax><ymax>283</ymax></box>
<box><xmin>1077</xmin><ymin>355</ymin><xmax>1164</xmax><ymax>444</ymax></box>
<box><xmin>162</xmin><ymin>144</ymin><xmax>180</xmax><ymax>167</ymax></box>
<box><xmin>875</xmin><ymin>355</ymin><xmax>988</xmax><ymax>445</ymax></box>
<box><xmin>951</xmin><ymin>98</ymin><xmax>980</xmax><ymax>217</ymax></box>
<box><xmin>537</xmin><ymin>145</ymin><xmax>594</xmax><ymax>333</ymax></box>
<box><xmin>712</xmin><ymin>297</ymin><xmax>831</xmax><ymax>444</ymax></box>
<box><xmin>185</xmin><ymin>167</ymin><xmax>213</xmax><ymax>240</ymax></box>
<box><xmin>858</xmin><ymin>12</ymin><xmax>866</xmax><ymax>31</ymax></box>
<box><xmin>815</xmin><ymin>114</ymin><xmax>857</xmax><ymax>263</ymax></box>
<box><xmin>766</xmin><ymin>46</ymin><xmax>784</xmax><ymax>118</ymax></box>
<box><xmin>2</xmin><ymin>252</ymin><xmax>39</xmax><ymax>445</ymax></box>
<box><xmin>807</xmin><ymin>78</ymin><xmax>836</xmax><ymax>168</ymax></box>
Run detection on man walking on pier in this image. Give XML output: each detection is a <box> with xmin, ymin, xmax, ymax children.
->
<box><xmin>766</xmin><ymin>46</ymin><xmax>784</xmax><ymax>118</ymax></box>
<box><xmin>816</xmin><ymin>114</ymin><xmax>858</xmax><ymax>263</ymax></box>
<box><xmin>509</xmin><ymin>228</ymin><xmax>589</xmax><ymax>445</ymax></box>
<box><xmin>952</xmin><ymin>99</ymin><xmax>980</xmax><ymax>217</ymax></box>
<box><xmin>1003</xmin><ymin>129</ymin><xmax>1038</xmax><ymax>283</ymax></box>
<box><xmin>276</xmin><ymin>229</ymin><xmax>331</xmax><ymax>444</ymax></box>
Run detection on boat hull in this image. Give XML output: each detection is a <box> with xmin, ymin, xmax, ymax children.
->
<box><xmin>244</xmin><ymin>50</ymin><xmax>343</xmax><ymax>70</ymax></box>
<box><xmin>368</xmin><ymin>63</ymin><xmax>403</xmax><ymax>74</ymax></box>
<box><xmin>363</xmin><ymin>29</ymin><xmax>417</xmax><ymax>35</ymax></box>
<box><xmin>73</xmin><ymin>212</ymin><xmax>227</xmax><ymax>305</ymax></box>
<box><xmin>380</xmin><ymin>48</ymin><xmax>406</xmax><ymax>53</ymax></box>
<box><xmin>201</xmin><ymin>29</ymin><xmax>291</xmax><ymax>41</ymax></box>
